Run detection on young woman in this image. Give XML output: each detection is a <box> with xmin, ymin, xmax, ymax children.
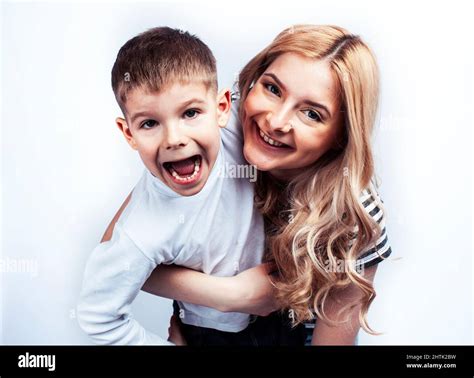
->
<box><xmin>101</xmin><ymin>25</ymin><xmax>392</xmax><ymax>345</ymax></box>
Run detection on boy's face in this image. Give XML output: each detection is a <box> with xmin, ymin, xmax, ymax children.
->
<box><xmin>117</xmin><ymin>82</ymin><xmax>231</xmax><ymax>196</ymax></box>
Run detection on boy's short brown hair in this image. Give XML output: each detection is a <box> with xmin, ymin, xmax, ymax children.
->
<box><xmin>111</xmin><ymin>27</ymin><xmax>217</xmax><ymax>110</ymax></box>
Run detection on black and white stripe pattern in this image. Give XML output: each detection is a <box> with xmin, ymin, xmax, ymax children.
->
<box><xmin>355</xmin><ymin>187</ymin><xmax>392</xmax><ymax>269</ymax></box>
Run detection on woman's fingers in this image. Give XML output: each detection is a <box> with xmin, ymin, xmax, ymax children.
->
<box><xmin>168</xmin><ymin>314</ymin><xmax>187</xmax><ymax>345</ymax></box>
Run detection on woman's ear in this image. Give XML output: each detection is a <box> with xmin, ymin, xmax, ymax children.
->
<box><xmin>116</xmin><ymin>117</ymin><xmax>138</xmax><ymax>150</ymax></box>
<box><xmin>216</xmin><ymin>89</ymin><xmax>232</xmax><ymax>129</ymax></box>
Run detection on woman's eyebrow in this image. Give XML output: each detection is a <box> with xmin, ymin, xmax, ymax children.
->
<box><xmin>262</xmin><ymin>73</ymin><xmax>286</xmax><ymax>91</ymax></box>
<box><xmin>302</xmin><ymin>99</ymin><xmax>331</xmax><ymax>118</ymax></box>
<box><xmin>263</xmin><ymin>72</ymin><xmax>332</xmax><ymax>118</ymax></box>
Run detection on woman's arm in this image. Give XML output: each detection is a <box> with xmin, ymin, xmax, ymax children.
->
<box><xmin>141</xmin><ymin>262</ymin><xmax>277</xmax><ymax>315</ymax></box>
<box><xmin>311</xmin><ymin>264</ymin><xmax>378</xmax><ymax>345</ymax></box>
<box><xmin>101</xmin><ymin>194</ymin><xmax>277</xmax><ymax>316</ymax></box>
<box><xmin>101</xmin><ymin>192</ymin><xmax>132</xmax><ymax>243</ymax></box>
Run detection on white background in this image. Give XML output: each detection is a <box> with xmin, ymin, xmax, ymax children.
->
<box><xmin>1</xmin><ymin>0</ymin><xmax>473</xmax><ymax>345</ymax></box>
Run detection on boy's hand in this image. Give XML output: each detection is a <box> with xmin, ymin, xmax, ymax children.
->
<box><xmin>167</xmin><ymin>315</ymin><xmax>187</xmax><ymax>345</ymax></box>
<box><xmin>228</xmin><ymin>263</ymin><xmax>279</xmax><ymax>316</ymax></box>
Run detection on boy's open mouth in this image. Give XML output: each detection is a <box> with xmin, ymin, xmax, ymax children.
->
<box><xmin>163</xmin><ymin>155</ymin><xmax>202</xmax><ymax>185</ymax></box>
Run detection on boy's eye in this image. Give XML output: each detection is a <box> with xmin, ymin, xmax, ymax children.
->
<box><xmin>183</xmin><ymin>109</ymin><xmax>199</xmax><ymax>119</ymax></box>
<box><xmin>302</xmin><ymin>109</ymin><xmax>322</xmax><ymax>123</ymax></box>
<box><xmin>264</xmin><ymin>83</ymin><xmax>281</xmax><ymax>97</ymax></box>
<box><xmin>140</xmin><ymin>120</ymin><xmax>158</xmax><ymax>129</ymax></box>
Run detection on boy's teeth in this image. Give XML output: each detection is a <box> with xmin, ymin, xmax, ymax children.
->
<box><xmin>169</xmin><ymin>157</ymin><xmax>201</xmax><ymax>182</ymax></box>
<box><xmin>259</xmin><ymin>129</ymin><xmax>283</xmax><ymax>147</ymax></box>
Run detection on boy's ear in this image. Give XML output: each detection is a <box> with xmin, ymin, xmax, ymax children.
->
<box><xmin>116</xmin><ymin>117</ymin><xmax>138</xmax><ymax>150</ymax></box>
<box><xmin>216</xmin><ymin>89</ymin><xmax>231</xmax><ymax>129</ymax></box>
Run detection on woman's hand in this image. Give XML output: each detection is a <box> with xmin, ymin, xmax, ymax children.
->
<box><xmin>100</xmin><ymin>193</ymin><xmax>279</xmax><ymax>316</ymax></box>
<box><xmin>225</xmin><ymin>263</ymin><xmax>279</xmax><ymax>316</ymax></box>
<box><xmin>167</xmin><ymin>315</ymin><xmax>187</xmax><ymax>346</ymax></box>
<box><xmin>142</xmin><ymin>263</ymin><xmax>279</xmax><ymax>316</ymax></box>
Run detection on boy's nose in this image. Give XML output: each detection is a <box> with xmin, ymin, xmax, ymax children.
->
<box><xmin>164</xmin><ymin>128</ymin><xmax>187</xmax><ymax>150</ymax></box>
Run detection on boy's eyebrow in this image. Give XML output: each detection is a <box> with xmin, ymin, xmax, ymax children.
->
<box><xmin>263</xmin><ymin>72</ymin><xmax>331</xmax><ymax>118</ymax></box>
<box><xmin>130</xmin><ymin>111</ymin><xmax>151</xmax><ymax>124</ymax></box>
<box><xmin>129</xmin><ymin>98</ymin><xmax>207</xmax><ymax>124</ymax></box>
<box><xmin>178</xmin><ymin>98</ymin><xmax>207</xmax><ymax>109</ymax></box>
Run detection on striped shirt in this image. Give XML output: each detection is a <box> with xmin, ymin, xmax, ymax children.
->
<box><xmin>303</xmin><ymin>185</ymin><xmax>392</xmax><ymax>345</ymax></box>
<box><xmin>354</xmin><ymin>186</ymin><xmax>392</xmax><ymax>268</ymax></box>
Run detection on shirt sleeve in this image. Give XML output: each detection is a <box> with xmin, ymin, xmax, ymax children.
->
<box><xmin>355</xmin><ymin>188</ymin><xmax>393</xmax><ymax>270</ymax></box>
<box><xmin>77</xmin><ymin>223</ymin><xmax>172</xmax><ymax>345</ymax></box>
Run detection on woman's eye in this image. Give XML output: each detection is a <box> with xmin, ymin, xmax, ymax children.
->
<box><xmin>184</xmin><ymin>109</ymin><xmax>199</xmax><ymax>119</ymax></box>
<box><xmin>264</xmin><ymin>83</ymin><xmax>281</xmax><ymax>97</ymax></box>
<box><xmin>303</xmin><ymin>109</ymin><xmax>322</xmax><ymax>123</ymax></box>
<box><xmin>141</xmin><ymin>120</ymin><xmax>157</xmax><ymax>129</ymax></box>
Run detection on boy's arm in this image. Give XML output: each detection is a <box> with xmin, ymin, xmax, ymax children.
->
<box><xmin>101</xmin><ymin>196</ymin><xmax>277</xmax><ymax>316</ymax></box>
<box><xmin>77</xmin><ymin>225</ymin><xmax>172</xmax><ymax>345</ymax></box>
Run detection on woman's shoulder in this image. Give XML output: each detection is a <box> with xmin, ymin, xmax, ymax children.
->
<box><xmin>359</xmin><ymin>184</ymin><xmax>384</xmax><ymax>224</ymax></box>
<box><xmin>356</xmin><ymin>181</ymin><xmax>392</xmax><ymax>269</ymax></box>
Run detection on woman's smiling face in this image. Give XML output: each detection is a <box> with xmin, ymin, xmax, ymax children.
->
<box><xmin>242</xmin><ymin>52</ymin><xmax>344</xmax><ymax>180</ymax></box>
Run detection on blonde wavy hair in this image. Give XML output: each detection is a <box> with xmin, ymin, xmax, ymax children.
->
<box><xmin>238</xmin><ymin>25</ymin><xmax>385</xmax><ymax>334</ymax></box>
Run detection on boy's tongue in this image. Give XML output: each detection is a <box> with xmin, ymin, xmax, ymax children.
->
<box><xmin>170</xmin><ymin>157</ymin><xmax>195</xmax><ymax>176</ymax></box>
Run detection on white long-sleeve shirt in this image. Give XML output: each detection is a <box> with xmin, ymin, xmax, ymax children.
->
<box><xmin>77</xmin><ymin>106</ymin><xmax>264</xmax><ymax>345</ymax></box>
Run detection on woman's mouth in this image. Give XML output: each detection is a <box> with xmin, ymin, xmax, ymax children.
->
<box><xmin>163</xmin><ymin>155</ymin><xmax>202</xmax><ymax>185</ymax></box>
<box><xmin>254</xmin><ymin>122</ymin><xmax>292</xmax><ymax>150</ymax></box>
<box><xmin>259</xmin><ymin>129</ymin><xmax>285</xmax><ymax>147</ymax></box>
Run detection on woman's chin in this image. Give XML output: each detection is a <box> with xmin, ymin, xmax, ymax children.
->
<box><xmin>243</xmin><ymin>145</ymin><xmax>276</xmax><ymax>172</ymax></box>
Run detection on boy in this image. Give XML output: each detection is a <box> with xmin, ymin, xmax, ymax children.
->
<box><xmin>77</xmin><ymin>27</ymin><xmax>266</xmax><ymax>345</ymax></box>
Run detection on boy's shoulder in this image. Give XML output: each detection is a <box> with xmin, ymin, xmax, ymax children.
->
<box><xmin>114</xmin><ymin>170</ymin><xmax>190</xmax><ymax>263</ymax></box>
<box><xmin>118</xmin><ymin>169</ymin><xmax>185</xmax><ymax>224</ymax></box>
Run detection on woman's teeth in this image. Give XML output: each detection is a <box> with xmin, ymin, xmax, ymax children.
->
<box><xmin>170</xmin><ymin>158</ymin><xmax>201</xmax><ymax>182</ymax></box>
<box><xmin>259</xmin><ymin>129</ymin><xmax>284</xmax><ymax>147</ymax></box>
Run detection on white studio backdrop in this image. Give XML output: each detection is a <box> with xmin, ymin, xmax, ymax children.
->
<box><xmin>1</xmin><ymin>0</ymin><xmax>473</xmax><ymax>345</ymax></box>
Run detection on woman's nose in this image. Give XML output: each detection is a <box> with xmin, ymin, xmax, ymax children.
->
<box><xmin>265</xmin><ymin>111</ymin><xmax>293</xmax><ymax>133</ymax></box>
